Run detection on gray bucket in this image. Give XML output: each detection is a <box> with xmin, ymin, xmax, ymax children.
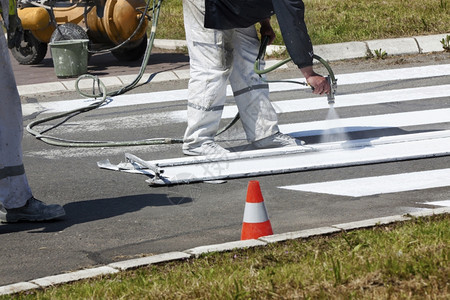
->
<box><xmin>50</xmin><ymin>39</ymin><xmax>89</xmax><ymax>78</ymax></box>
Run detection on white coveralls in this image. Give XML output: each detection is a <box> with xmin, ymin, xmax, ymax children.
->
<box><xmin>182</xmin><ymin>0</ymin><xmax>280</xmax><ymax>150</ymax></box>
<box><xmin>0</xmin><ymin>5</ymin><xmax>33</xmax><ymax>209</ymax></box>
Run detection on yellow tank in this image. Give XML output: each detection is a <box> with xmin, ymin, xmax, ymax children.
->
<box><xmin>18</xmin><ymin>7</ymin><xmax>50</xmax><ymax>30</ymax></box>
<box><xmin>18</xmin><ymin>7</ymin><xmax>55</xmax><ymax>42</ymax></box>
<box><xmin>87</xmin><ymin>0</ymin><xmax>148</xmax><ymax>45</ymax></box>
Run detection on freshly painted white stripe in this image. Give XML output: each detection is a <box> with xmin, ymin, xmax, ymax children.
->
<box><xmin>243</xmin><ymin>202</ymin><xmax>270</xmax><ymax>223</ymax></box>
<box><xmin>131</xmin><ymin>130</ymin><xmax>450</xmax><ymax>168</ymax></box>
<box><xmin>22</xmin><ymin>64</ymin><xmax>450</xmax><ymax>114</ymax></box>
<box><xmin>423</xmin><ymin>200</ymin><xmax>450</xmax><ymax>207</ymax></box>
<box><xmin>281</xmin><ymin>108</ymin><xmax>450</xmax><ymax>137</ymax></box>
<box><xmin>99</xmin><ymin>133</ymin><xmax>450</xmax><ymax>185</ymax></box>
<box><xmin>280</xmin><ymin>169</ymin><xmax>450</xmax><ymax>197</ymax></box>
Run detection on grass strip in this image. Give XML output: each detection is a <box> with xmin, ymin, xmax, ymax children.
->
<box><xmin>156</xmin><ymin>0</ymin><xmax>450</xmax><ymax>46</ymax></box>
<box><xmin>6</xmin><ymin>213</ymin><xmax>449</xmax><ymax>299</ymax></box>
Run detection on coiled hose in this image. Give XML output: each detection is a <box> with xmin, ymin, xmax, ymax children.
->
<box><xmin>26</xmin><ymin>0</ymin><xmax>183</xmax><ymax>147</ymax></box>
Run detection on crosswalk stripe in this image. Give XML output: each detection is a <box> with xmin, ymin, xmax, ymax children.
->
<box><xmin>262</xmin><ymin>64</ymin><xmax>450</xmax><ymax>94</ymax></box>
<box><xmin>333</xmin><ymin>64</ymin><xmax>450</xmax><ymax>85</ymax></box>
<box><xmin>422</xmin><ymin>200</ymin><xmax>450</xmax><ymax>207</ymax></box>
<box><xmin>222</xmin><ymin>84</ymin><xmax>450</xmax><ymax>119</ymax></box>
<box><xmin>279</xmin><ymin>168</ymin><xmax>450</xmax><ymax>197</ymax></box>
<box><xmin>22</xmin><ymin>64</ymin><xmax>450</xmax><ymax>115</ymax></box>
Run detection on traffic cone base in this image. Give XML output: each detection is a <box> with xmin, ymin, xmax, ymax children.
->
<box><xmin>241</xmin><ymin>220</ymin><xmax>273</xmax><ymax>240</ymax></box>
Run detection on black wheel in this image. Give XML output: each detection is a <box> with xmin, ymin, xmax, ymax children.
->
<box><xmin>10</xmin><ymin>30</ymin><xmax>48</xmax><ymax>65</ymax></box>
<box><xmin>50</xmin><ymin>23</ymin><xmax>89</xmax><ymax>42</ymax></box>
<box><xmin>111</xmin><ymin>35</ymin><xmax>147</xmax><ymax>61</ymax></box>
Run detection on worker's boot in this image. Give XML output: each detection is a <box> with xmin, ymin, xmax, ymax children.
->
<box><xmin>0</xmin><ymin>197</ymin><xmax>65</xmax><ymax>223</ymax></box>
<box><xmin>253</xmin><ymin>132</ymin><xmax>311</xmax><ymax>150</ymax></box>
<box><xmin>183</xmin><ymin>141</ymin><xmax>230</xmax><ymax>156</ymax></box>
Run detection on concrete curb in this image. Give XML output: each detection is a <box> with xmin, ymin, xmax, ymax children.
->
<box><xmin>1</xmin><ymin>207</ymin><xmax>448</xmax><ymax>296</ymax></box>
<box><xmin>17</xmin><ymin>33</ymin><xmax>449</xmax><ymax>96</ymax></box>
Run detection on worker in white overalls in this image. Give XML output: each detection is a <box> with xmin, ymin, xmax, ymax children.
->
<box><xmin>181</xmin><ymin>0</ymin><xmax>330</xmax><ymax>156</ymax></box>
<box><xmin>0</xmin><ymin>0</ymin><xmax>65</xmax><ymax>222</ymax></box>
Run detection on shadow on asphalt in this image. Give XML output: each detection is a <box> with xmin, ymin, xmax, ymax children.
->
<box><xmin>0</xmin><ymin>193</ymin><xmax>192</xmax><ymax>234</ymax></box>
<box><xmin>298</xmin><ymin>127</ymin><xmax>440</xmax><ymax>145</ymax></box>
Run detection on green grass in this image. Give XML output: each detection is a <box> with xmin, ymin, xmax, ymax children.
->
<box><xmin>6</xmin><ymin>214</ymin><xmax>449</xmax><ymax>299</ymax></box>
<box><xmin>156</xmin><ymin>0</ymin><xmax>450</xmax><ymax>46</ymax></box>
<box><xmin>304</xmin><ymin>0</ymin><xmax>450</xmax><ymax>45</ymax></box>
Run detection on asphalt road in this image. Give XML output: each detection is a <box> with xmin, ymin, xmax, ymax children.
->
<box><xmin>1</xmin><ymin>51</ymin><xmax>449</xmax><ymax>286</ymax></box>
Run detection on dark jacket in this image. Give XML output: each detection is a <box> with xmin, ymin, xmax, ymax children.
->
<box><xmin>204</xmin><ymin>0</ymin><xmax>314</xmax><ymax>68</ymax></box>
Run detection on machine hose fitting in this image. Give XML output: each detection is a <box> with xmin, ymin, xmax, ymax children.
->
<box><xmin>254</xmin><ymin>35</ymin><xmax>337</xmax><ymax>105</ymax></box>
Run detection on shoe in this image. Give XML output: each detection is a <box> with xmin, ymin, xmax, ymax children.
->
<box><xmin>252</xmin><ymin>132</ymin><xmax>308</xmax><ymax>149</ymax></box>
<box><xmin>0</xmin><ymin>197</ymin><xmax>65</xmax><ymax>223</ymax></box>
<box><xmin>183</xmin><ymin>141</ymin><xmax>230</xmax><ymax>156</ymax></box>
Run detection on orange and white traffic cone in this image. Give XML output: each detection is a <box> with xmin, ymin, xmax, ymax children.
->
<box><xmin>241</xmin><ymin>180</ymin><xmax>273</xmax><ymax>240</ymax></box>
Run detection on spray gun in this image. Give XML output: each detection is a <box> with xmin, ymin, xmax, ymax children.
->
<box><xmin>255</xmin><ymin>36</ymin><xmax>337</xmax><ymax>105</ymax></box>
<box><xmin>313</xmin><ymin>54</ymin><xmax>337</xmax><ymax>105</ymax></box>
<box><xmin>326</xmin><ymin>76</ymin><xmax>337</xmax><ymax>104</ymax></box>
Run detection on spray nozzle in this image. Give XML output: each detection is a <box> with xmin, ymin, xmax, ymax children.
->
<box><xmin>326</xmin><ymin>75</ymin><xmax>337</xmax><ymax>105</ymax></box>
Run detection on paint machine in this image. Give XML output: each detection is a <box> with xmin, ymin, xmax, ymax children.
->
<box><xmin>8</xmin><ymin>0</ymin><xmax>150</xmax><ymax>65</ymax></box>
<box><xmin>255</xmin><ymin>35</ymin><xmax>337</xmax><ymax>104</ymax></box>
